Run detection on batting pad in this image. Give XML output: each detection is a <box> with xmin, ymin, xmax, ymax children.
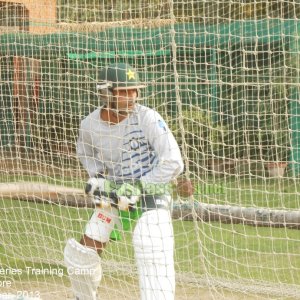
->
<box><xmin>64</xmin><ymin>238</ymin><xmax>102</xmax><ymax>300</ymax></box>
<box><xmin>133</xmin><ymin>209</ymin><xmax>175</xmax><ymax>300</ymax></box>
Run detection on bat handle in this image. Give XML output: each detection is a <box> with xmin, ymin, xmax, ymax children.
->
<box><xmin>93</xmin><ymin>190</ymin><xmax>118</xmax><ymax>205</ymax></box>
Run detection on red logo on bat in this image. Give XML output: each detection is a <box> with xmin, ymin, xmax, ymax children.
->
<box><xmin>97</xmin><ymin>212</ymin><xmax>112</xmax><ymax>223</ymax></box>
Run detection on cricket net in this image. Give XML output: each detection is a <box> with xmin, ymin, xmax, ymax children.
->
<box><xmin>0</xmin><ymin>1</ymin><xmax>300</xmax><ymax>299</ymax></box>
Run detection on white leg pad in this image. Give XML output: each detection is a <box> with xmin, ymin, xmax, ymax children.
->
<box><xmin>64</xmin><ymin>238</ymin><xmax>102</xmax><ymax>300</ymax></box>
<box><xmin>133</xmin><ymin>209</ymin><xmax>175</xmax><ymax>300</ymax></box>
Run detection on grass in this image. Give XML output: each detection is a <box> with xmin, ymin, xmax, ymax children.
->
<box><xmin>0</xmin><ymin>176</ymin><xmax>299</xmax><ymax>298</ymax></box>
<box><xmin>0</xmin><ymin>197</ymin><xmax>299</xmax><ymax>293</ymax></box>
<box><xmin>193</xmin><ymin>177</ymin><xmax>300</xmax><ymax>209</ymax></box>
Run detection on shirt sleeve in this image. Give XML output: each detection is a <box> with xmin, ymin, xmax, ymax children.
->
<box><xmin>76</xmin><ymin>121</ymin><xmax>105</xmax><ymax>178</ymax></box>
<box><xmin>140</xmin><ymin>109</ymin><xmax>184</xmax><ymax>184</ymax></box>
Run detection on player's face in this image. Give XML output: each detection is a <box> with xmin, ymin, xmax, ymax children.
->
<box><xmin>112</xmin><ymin>89</ymin><xmax>138</xmax><ymax>112</ymax></box>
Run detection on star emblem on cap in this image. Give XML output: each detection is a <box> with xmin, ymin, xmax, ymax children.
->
<box><xmin>126</xmin><ymin>69</ymin><xmax>135</xmax><ymax>80</ymax></box>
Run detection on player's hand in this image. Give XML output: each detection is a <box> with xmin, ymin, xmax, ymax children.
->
<box><xmin>117</xmin><ymin>195</ymin><xmax>140</xmax><ymax>211</ymax></box>
<box><xmin>175</xmin><ymin>178</ymin><xmax>194</xmax><ymax>198</ymax></box>
<box><xmin>85</xmin><ymin>177</ymin><xmax>116</xmax><ymax>208</ymax></box>
<box><xmin>116</xmin><ymin>183</ymin><xmax>141</xmax><ymax>211</ymax></box>
<box><xmin>85</xmin><ymin>177</ymin><xmax>113</xmax><ymax>207</ymax></box>
<box><xmin>85</xmin><ymin>177</ymin><xmax>111</xmax><ymax>196</ymax></box>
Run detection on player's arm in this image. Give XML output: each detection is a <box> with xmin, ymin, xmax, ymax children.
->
<box><xmin>77</xmin><ymin>121</ymin><xmax>120</xmax><ymax>208</ymax></box>
<box><xmin>140</xmin><ymin>110</ymin><xmax>184</xmax><ymax>188</ymax></box>
<box><xmin>78</xmin><ymin>124</ymin><xmax>140</xmax><ymax>210</ymax></box>
<box><xmin>139</xmin><ymin>110</ymin><xmax>194</xmax><ymax>198</ymax></box>
<box><xmin>77</xmin><ymin>121</ymin><xmax>105</xmax><ymax>178</ymax></box>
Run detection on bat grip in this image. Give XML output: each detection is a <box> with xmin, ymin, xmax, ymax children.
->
<box><xmin>93</xmin><ymin>190</ymin><xmax>119</xmax><ymax>205</ymax></box>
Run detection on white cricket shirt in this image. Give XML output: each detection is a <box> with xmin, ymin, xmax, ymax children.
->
<box><xmin>77</xmin><ymin>104</ymin><xmax>184</xmax><ymax>184</ymax></box>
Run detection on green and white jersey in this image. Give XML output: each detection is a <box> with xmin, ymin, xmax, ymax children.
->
<box><xmin>77</xmin><ymin>104</ymin><xmax>183</xmax><ymax>184</ymax></box>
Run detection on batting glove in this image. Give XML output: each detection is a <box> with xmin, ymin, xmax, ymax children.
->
<box><xmin>85</xmin><ymin>177</ymin><xmax>111</xmax><ymax>195</ymax></box>
<box><xmin>116</xmin><ymin>183</ymin><xmax>141</xmax><ymax>211</ymax></box>
<box><xmin>85</xmin><ymin>177</ymin><xmax>112</xmax><ymax>207</ymax></box>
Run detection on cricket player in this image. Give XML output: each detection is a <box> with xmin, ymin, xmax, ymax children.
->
<box><xmin>64</xmin><ymin>63</ymin><xmax>184</xmax><ymax>300</ymax></box>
